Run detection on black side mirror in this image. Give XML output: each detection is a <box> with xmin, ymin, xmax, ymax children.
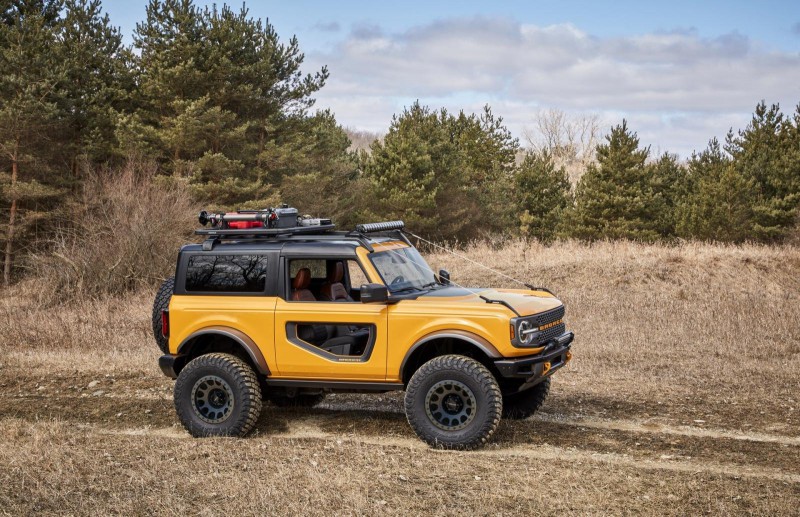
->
<box><xmin>438</xmin><ymin>269</ymin><xmax>451</xmax><ymax>285</ymax></box>
<box><xmin>360</xmin><ymin>283</ymin><xmax>389</xmax><ymax>303</ymax></box>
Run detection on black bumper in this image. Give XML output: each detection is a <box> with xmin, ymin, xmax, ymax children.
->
<box><xmin>494</xmin><ymin>331</ymin><xmax>574</xmax><ymax>380</ymax></box>
<box><xmin>158</xmin><ymin>354</ymin><xmax>187</xmax><ymax>379</ymax></box>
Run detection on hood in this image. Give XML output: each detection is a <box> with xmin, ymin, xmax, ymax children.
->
<box><xmin>415</xmin><ymin>286</ymin><xmax>562</xmax><ymax>317</ymax></box>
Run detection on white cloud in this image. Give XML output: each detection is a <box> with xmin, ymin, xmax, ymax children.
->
<box><xmin>306</xmin><ymin>17</ymin><xmax>800</xmax><ymax>158</ymax></box>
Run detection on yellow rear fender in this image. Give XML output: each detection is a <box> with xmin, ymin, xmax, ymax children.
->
<box><xmin>176</xmin><ymin>326</ymin><xmax>270</xmax><ymax>376</ymax></box>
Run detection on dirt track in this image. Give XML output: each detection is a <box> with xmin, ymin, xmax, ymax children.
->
<box><xmin>1</xmin><ymin>362</ymin><xmax>797</xmax><ymax>515</ymax></box>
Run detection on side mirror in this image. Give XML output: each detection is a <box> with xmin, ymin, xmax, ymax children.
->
<box><xmin>360</xmin><ymin>283</ymin><xmax>389</xmax><ymax>303</ymax></box>
<box><xmin>438</xmin><ymin>269</ymin><xmax>451</xmax><ymax>285</ymax></box>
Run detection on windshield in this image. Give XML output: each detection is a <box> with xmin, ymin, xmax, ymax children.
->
<box><xmin>370</xmin><ymin>246</ymin><xmax>438</xmax><ymax>293</ymax></box>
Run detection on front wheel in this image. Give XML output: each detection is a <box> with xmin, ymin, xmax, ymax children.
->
<box><xmin>404</xmin><ymin>355</ymin><xmax>502</xmax><ymax>450</ymax></box>
<box><xmin>174</xmin><ymin>353</ymin><xmax>262</xmax><ymax>437</ymax></box>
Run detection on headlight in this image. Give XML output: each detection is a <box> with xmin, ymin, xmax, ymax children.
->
<box><xmin>517</xmin><ymin>320</ymin><xmax>536</xmax><ymax>345</ymax></box>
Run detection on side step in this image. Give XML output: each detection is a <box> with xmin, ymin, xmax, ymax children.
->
<box><xmin>265</xmin><ymin>379</ymin><xmax>404</xmax><ymax>392</ymax></box>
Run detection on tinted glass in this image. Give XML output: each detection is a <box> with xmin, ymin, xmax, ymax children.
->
<box><xmin>185</xmin><ymin>255</ymin><xmax>268</xmax><ymax>293</ymax></box>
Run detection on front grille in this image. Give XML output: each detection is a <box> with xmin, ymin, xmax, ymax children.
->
<box><xmin>530</xmin><ymin>305</ymin><xmax>565</xmax><ymax>327</ymax></box>
<box><xmin>528</xmin><ymin>305</ymin><xmax>566</xmax><ymax>346</ymax></box>
<box><xmin>532</xmin><ymin>322</ymin><xmax>566</xmax><ymax>346</ymax></box>
<box><xmin>513</xmin><ymin>305</ymin><xmax>567</xmax><ymax>348</ymax></box>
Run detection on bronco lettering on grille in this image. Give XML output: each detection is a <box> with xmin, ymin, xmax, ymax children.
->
<box><xmin>539</xmin><ymin>319</ymin><xmax>563</xmax><ymax>331</ymax></box>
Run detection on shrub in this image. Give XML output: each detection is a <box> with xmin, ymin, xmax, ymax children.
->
<box><xmin>27</xmin><ymin>159</ymin><xmax>197</xmax><ymax>302</ymax></box>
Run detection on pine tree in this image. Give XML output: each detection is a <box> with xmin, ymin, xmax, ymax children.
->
<box><xmin>279</xmin><ymin>110</ymin><xmax>363</xmax><ymax>227</ymax></box>
<box><xmin>364</xmin><ymin>102</ymin><xmax>519</xmax><ymax>241</ymax></box>
<box><xmin>514</xmin><ymin>151</ymin><xmax>571</xmax><ymax>241</ymax></box>
<box><xmin>567</xmin><ymin>120</ymin><xmax>659</xmax><ymax>241</ymax></box>
<box><xmin>364</xmin><ymin>104</ymin><xmax>445</xmax><ymax>237</ymax></box>
<box><xmin>0</xmin><ymin>0</ymin><xmax>65</xmax><ymax>285</ymax></box>
<box><xmin>648</xmin><ymin>152</ymin><xmax>688</xmax><ymax>237</ymax></box>
<box><xmin>676</xmin><ymin>139</ymin><xmax>755</xmax><ymax>241</ymax></box>
<box><xmin>126</xmin><ymin>1</ymin><xmax>329</xmax><ymax>207</ymax></box>
<box><xmin>726</xmin><ymin>101</ymin><xmax>800</xmax><ymax>241</ymax></box>
<box><xmin>786</xmin><ymin>105</ymin><xmax>800</xmax><ymax>237</ymax></box>
<box><xmin>57</xmin><ymin>0</ymin><xmax>133</xmax><ymax>173</ymax></box>
<box><xmin>453</xmin><ymin>105</ymin><xmax>519</xmax><ymax>233</ymax></box>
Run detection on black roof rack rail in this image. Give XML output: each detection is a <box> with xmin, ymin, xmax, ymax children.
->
<box><xmin>195</xmin><ymin>220</ymin><xmax>408</xmax><ymax>252</ymax></box>
<box><xmin>197</xmin><ymin>229</ymin><xmax>377</xmax><ymax>252</ymax></box>
<box><xmin>195</xmin><ymin>224</ymin><xmax>337</xmax><ymax>238</ymax></box>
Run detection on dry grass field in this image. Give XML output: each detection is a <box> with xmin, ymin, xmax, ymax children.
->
<box><xmin>0</xmin><ymin>240</ymin><xmax>798</xmax><ymax>515</ymax></box>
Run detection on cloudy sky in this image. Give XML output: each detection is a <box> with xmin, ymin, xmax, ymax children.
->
<box><xmin>110</xmin><ymin>0</ymin><xmax>800</xmax><ymax>158</ymax></box>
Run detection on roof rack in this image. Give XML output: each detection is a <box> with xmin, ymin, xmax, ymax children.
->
<box><xmin>194</xmin><ymin>204</ymin><xmax>407</xmax><ymax>251</ymax></box>
<box><xmin>195</xmin><ymin>224</ymin><xmax>408</xmax><ymax>252</ymax></box>
<box><xmin>195</xmin><ymin>224</ymin><xmax>337</xmax><ymax>238</ymax></box>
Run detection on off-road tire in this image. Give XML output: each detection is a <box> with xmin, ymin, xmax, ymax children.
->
<box><xmin>267</xmin><ymin>391</ymin><xmax>326</xmax><ymax>408</ymax></box>
<box><xmin>151</xmin><ymin>277</ymin><xmax>175</xmax><ymax>354</ymax></box>
<box><xmin>404</xmin><ymin>355</ymin><xmax>502</xmax><ymax>450</ymax></box>
<box><xmin>174</xmin><ymin>353</ymin><xmax>262</xmax><ymax>437</ymax></box>
<box><xmin>502</xmin><ymin>377</ymin><xmax>551</xmax><ymax>420</ymax></box>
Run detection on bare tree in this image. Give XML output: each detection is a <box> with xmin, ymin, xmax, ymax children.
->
<box><xmin>344</xmin><ymin>127</ymin><xmax>385</xmax><ymax>153</ymax></box>
<box><xmin>523</xmin><ymin>109</ymin><xmax>603</xmax><ymax>184</ymax></box>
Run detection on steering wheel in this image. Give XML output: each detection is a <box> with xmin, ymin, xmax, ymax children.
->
<box><xmin>390</xmin><ymin>275</ymin><xmax>405</xmax><ymax>286</ymax></box>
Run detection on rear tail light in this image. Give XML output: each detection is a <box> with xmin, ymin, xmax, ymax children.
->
<box><xmin>161</xmin><ymin>310</ymin><xmax>169</xmax><ymax>338</ymax></box>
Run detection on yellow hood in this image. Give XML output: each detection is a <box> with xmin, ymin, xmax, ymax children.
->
<box><xmin>415</xmin><ymin>286</ymin><xmax>562</xmax><ymax>317</ymax></box>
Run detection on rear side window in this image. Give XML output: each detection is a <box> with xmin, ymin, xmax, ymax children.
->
<box><xmin>185</xmin><ymin>255</ymin><xmax>269</xmax><ymax>293</ymax></box>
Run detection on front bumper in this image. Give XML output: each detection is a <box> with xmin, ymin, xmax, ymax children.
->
<box><xmin>494</xmin><ymin>331</ymin><xmax>574</xmax><ymax>383</ymax></box>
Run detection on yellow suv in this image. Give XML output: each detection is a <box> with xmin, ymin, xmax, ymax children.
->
<box><xmin>153</xmin><ymin>211</ymin><xmax>574</xmax><ymax>449</ymax></box>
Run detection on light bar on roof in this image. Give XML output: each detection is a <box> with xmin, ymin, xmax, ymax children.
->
<box><xmin>355</xmin><ymin>221</ymin><xmax>405</xmax><ymax>233</ymax></box>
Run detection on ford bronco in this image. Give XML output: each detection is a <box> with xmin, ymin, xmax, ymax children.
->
<box><xmin>153</xmin><ymin>207</ymin><xmax>574</xmax><ymax>449</ymax></box>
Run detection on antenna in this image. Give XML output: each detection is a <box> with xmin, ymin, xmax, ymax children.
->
<box><xmin>405</xmin><ymin>230</ymin><xmax>554</xmax><ymax>295</ymax></box>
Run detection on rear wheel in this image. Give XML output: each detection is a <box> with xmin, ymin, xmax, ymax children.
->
<box><xmin>404</xmin><ymin>355</ymin><xmax>502</xmax><ymax>450</ymax></box>
<box><xmin>151</xmin><ymin>277</ymin><xmax>174</xmax><ymax>354</ymax></box>
<box><xmin>174</xmin><ymin>353</ymin><xmax>262</xmax><ymax>437</ymax></box>
<box><xmin>502</xmin><ymin>378</ymin><xmax>551</xmax><ymax>420</ymax></box>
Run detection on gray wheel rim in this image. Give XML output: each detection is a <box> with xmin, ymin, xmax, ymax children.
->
<box><xmin>424</xmin><ymin>380</ymin><xmax>477</xmax><ymax>431</ymax></box>
<box><xmin>192</xmin><ymin>375</ymin><xmax>235</xmax><ymax>424</ymax></box>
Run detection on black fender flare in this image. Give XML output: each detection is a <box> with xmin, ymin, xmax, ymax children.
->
<box><xmin>177</xmin><ymin>326</ymin><xmax>270</xmax><ymax>375</ymax></box>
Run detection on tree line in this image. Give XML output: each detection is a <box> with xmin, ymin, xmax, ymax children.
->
<box><xmin>2</xmin><ymin>0</ymin><xmax>799</xmax><ymax>285</ymax></box>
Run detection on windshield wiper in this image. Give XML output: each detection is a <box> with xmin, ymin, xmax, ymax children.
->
<box><xmin>391</xmin><ymin>286</ymin><xmax>425</xmax><ymax>294</ymax></box>
<box><xmin>392</xmin><ymin>282</ymin><xmax>438</xmax><ymax>294</ymax></box>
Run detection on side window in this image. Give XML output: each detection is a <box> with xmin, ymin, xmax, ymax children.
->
<box><xmin>287</xmin><ymin>258</ymin><xmax>368</xmax><ymax>302</ymax></box>
<box><xmin>185</xmin><ymin>255</ymin><xmax>268</xmax><ymax>293</ymax></box>
<box><xmin>289</xmin><ymin>259</ymin><xmax>327</xmax><ymax>279</ymax></box>
<box><xmin>348</xmin><ymin>261</ymin><xmax>369</xmax><ymax>288</ymax></box>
